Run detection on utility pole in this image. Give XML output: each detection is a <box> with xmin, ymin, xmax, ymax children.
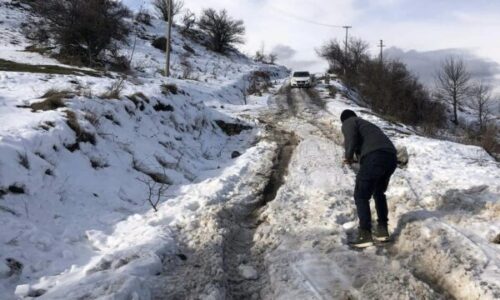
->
<box><xmin>342</xmin><ymin>26</ymin><xmax>352</xmax><ymax>75</ymax></box>
<box><xmin>165</xmin><ymin>0</ymin><xmax>173</xmax><ymax>77</ymax></box>
<box><xmin>378</xmin><ymin>39</ymin><xmax>385</xmax><ymax>63</ymax></box>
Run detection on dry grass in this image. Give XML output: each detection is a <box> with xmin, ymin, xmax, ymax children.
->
<box><xmin>161</xmin><ymin>83</ymin><xmax>178</xmax><ymax>95</ymax></box>
<box><xmin>215</xmin><ymin>120</ymin><xmax>252</xmax><ymax>136</ymax></box>
<box><xmin>65</xmin><ymin>111</ymin><xmax>97</xmax><ymax>145</ymax></box>
<box><xmin>0</xmin><ymin>58</ymin><xmax>100</xmax><ymax>76</ymax></box>
<box><xmin>126</xmin><ymin>92</ymin><xmax>149</xmax><ymax>110</ymax></box>
<box><xmin>90</xmin><ymin>158</ymin><xmax>109</xmax><ymax>169</ymax></box>
<box><xmin>18</xmin><ymin>152</ymin><xmax>30</xmax><ymax>170</ymax></box>
<box><xmin>29</xmin><ymin>89</ymin><xmax>74</xmax><ymax>111</ymax></box>
<box><xmin>100</xmin><ymin>79</ymin><xmax>125</xmax><ymax>100</ymax></box>
<box><xmin>132</xmin><ymin>158</ymin><xmax>172</xmax><ymax>184</ymax></box>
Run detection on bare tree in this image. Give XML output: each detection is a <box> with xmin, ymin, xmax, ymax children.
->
<box><xmin>198</xmin><ymin>8</ymin><xmax>245</xmax><ymax>53</ymax></box>
<box><xmin>254</xmin><ymin>51</ymin><xmax>265</xmax><ymax>62</ymax></box>
<box><xmin>138</xmin><ymin>177</ymin><xmax>169</xmax><ymax>212</ymax></box>
<box><xmin>469</xmin><ymin>81</ymin><xmax>492</xmax><ymax>132</ymax></box>
<box><xmin>435</xmin><ymin>56</ymin><xmax>470</xmax><ymax>125</ymax></box>
<box><xmin>347</xmin><ymin>38</ymin><xmax>370</xmax><ymax>74</ymax></box>
<box><xmin>153</xmin><ymin>0</ymin><xmax>184</xmax><ymax>22</ymax></box>
<box><xmin>181</xmin><ymin>9</ymin><xmax>196</xmax><ymax>32</ymax></box>
<box><xmin>32</xmin><ymin>0</ymin><xmax>131</xmax><ymax>66</ymax></box>
<box><xmin>268</xmin><ymin>53</ymin><xmax>278</xmax><ymax>64</ymax></box>
<box><xmin>317</xmin><ymin>37</ymin><xmax>369</xmax><ymax>85</ymax></box>
<box><xmin>317</xmin><ymin>39</ymin><xmax>345</xmax><ymax>74</ymax></box>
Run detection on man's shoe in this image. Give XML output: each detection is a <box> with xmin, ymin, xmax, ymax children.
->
<box><xmin>348</xmin><ymin>229</ymin><xmax>373</xmax><ymax>248</ymax></box>
<box><xmin>373</xmin><ymin>225</ymin><xmax>390</xmax><ymax>242</ymax></box>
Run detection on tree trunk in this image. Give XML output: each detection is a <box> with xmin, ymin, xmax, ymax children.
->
<box><xmin>452</xmin><ymin>89</ymin><xmax>458</xmax><ymax>125</ymax></box>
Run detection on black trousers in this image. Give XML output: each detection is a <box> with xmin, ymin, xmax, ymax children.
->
<box><xmin>354</xmin><ymin>150</ymin><xmax>397</xmax><ymax>230</ymax></box>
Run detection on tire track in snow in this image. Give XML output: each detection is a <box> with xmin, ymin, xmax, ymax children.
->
<box><xmin>222</xmin><ymin>130</ymin><xmax>299</xmax><ymax>299</ymax></box>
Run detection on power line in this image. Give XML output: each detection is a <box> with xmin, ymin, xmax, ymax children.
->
<box><xmin>269</xmin><ymin>6</ymin><xmax>345</xmax><ymax>28</ymax></box>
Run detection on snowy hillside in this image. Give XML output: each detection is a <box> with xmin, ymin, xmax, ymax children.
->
<box><xmin>0</xmin><ymin>1</ymin><xmax>287</xmax><ymax>299</ymax></box>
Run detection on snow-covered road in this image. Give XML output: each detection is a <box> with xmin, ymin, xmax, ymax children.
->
<box><xmin>251</xmin><ymin>86</ymin><xmax>440</xmax><ymax>299</ymax></box>
<box><xmin>144</xmin><ymin>82</ymin><xmax>499</xmax><ymax>299</ymax></box>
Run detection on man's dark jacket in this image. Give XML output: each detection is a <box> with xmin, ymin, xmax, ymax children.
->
<box><xmin>341</xmin><ymin>117</ymin><xmax>396</xmax><ymax>161</ymax></box>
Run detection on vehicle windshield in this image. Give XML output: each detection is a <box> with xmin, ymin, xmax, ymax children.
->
<box><xmin>293</xmin><ymin>72</ymin><xmax>310</xmax><ymax>77</ymax></box>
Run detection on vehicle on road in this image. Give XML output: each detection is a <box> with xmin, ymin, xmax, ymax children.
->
<box><xmin>290</xmin><ymin>71</ymin><xmax>312</xmax><ymax>88</ymax></box>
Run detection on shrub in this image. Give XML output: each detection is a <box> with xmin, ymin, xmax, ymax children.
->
<box><xmin>246</xmin><ymin>71</ymin><xmax>272</xmax><ymax>96</ymax></box>
<box><xmin>480</xmin><ymin>124</ymin><xmax>499</xmax><ymax>158</ymax></box>
<box><xmin>182</xmin><ymin>43</ymin><xmax>195</xmax><ymax>54</ymax></box>
<box><xmin>358</xmin><ymin>60</ymin><xmax>445</xmax><ymax>126</ymax></box>
<box><xmin>32</xmin><ymin>0</ymin><xmax>131</xmax><ymax>66</ymax></box>
<box><xmin>154</xmin><ymin>102</ymin><xmax>174</xmax><ymax>112</ymax></box>
<box><xmin>100</xmin><ymin>79</ymin><xmax>125</xmax><ymax>99</ymax></box>
<box><xmin>152</xmin><ymin>36</ymin><xmax>167</xmax><ymax>51</ymax></box>
<box><xmin>161</xmin><ymin>83</ymin><xmax>178</xmax><ymax>95</ymax></box>
<box><xmin>135</xmin><ymin>11</ymin><xmax>152</xmax><ymax>26</ymax></box>
<box><xmin>180</xmin><ymin>54</ymin><xmax>193</xmax><ymax>79</ymax></box>
<box><xmin>198</xmin><ymin>8</ymin><xmax>245</xmax><ymax>53</ymax></box>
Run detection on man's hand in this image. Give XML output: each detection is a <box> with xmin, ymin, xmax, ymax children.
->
<box><xmin>343</xmin><ymin>158</ymin><xmax>353</xmax><ymax>165</ymax></box>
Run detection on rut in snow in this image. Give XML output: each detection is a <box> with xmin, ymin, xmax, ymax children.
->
<box><xmin>222</xmin><ymin>130</ymin><xmax>299</xmax><ymax>299</ymax></box>
<box><xmin>149</xmin><ymin>126</ymin><xmax>299</xmax><ymax>299</ymax></box>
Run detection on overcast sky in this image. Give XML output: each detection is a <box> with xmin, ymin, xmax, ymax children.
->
<box><xmin>124</xmin><ymin>0</ymin><xmax>500</xmax><ymax>90</ymax></box>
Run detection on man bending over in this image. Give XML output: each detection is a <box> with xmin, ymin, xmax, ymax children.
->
<box><xmin>340</xmin><ymin>109</ymin><xmax>397</xmax><ymax>248</ymax></box>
